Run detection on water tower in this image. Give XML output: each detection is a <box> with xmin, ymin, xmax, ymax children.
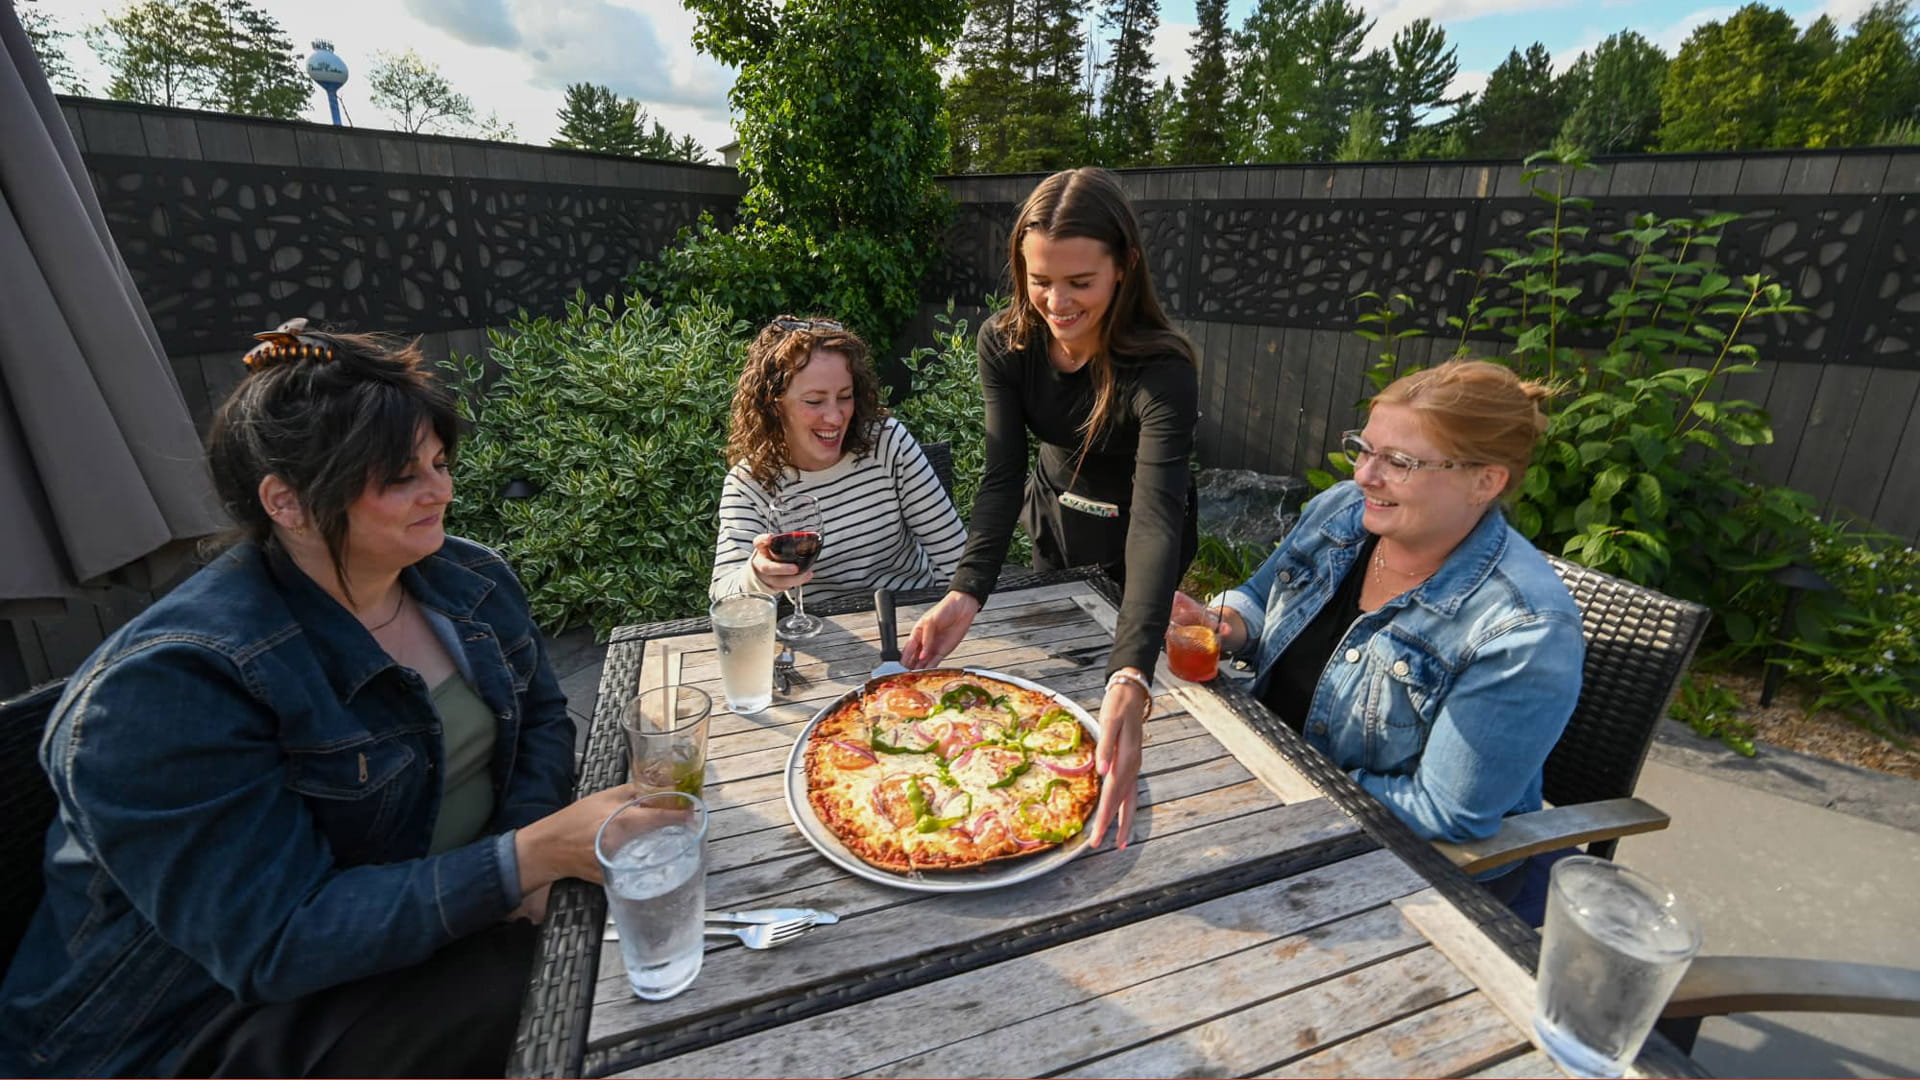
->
<box><xmin>306</xmin><ymin>40</ymin><xmax>348</xmax><ymax>126</ymax></box>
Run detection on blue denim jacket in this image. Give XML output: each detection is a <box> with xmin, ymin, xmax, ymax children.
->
<box><xmin>1220</xmin><ymin>482</ymin><xmax>1583</xmax><ymax>846</ymax></box>
<box><xmin>0</xmin><ymin>537</ymin><xmax>576</xmax><ymax>1077</ymax></box>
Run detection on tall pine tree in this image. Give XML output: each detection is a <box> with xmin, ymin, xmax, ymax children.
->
<box><xmin>1293</xmin><ymin>0</ymin><xmax>1373</xmax><ymax>161</ymax></box>
<box><xmin>1094</xmin><ymin>0</ymin><xmax>1160</xmax><ymax>166</ymax></box>
<box><xmin>1378</xmin><ymin>18</ymin><xmax>1461</xmax><ymax>151</ymax></box>
<box><xmin>552</xmin><ymin>83</ymin><xmax>641</xmax><ymax>154</ymax></box>
<box><xmin>1172</xmin><ymin>0</ymin><xmax>1233</xmax><ymax>163</ymax></box>
<box><xmin>1229</xmin><ymin>0</ymin><xmax>1313</xmax><ymax>161</ymax></box>
<box><xmin>1558</xmin><ymin>31</ymin><xmax>1667</xmax><ymax>154</ymax></box>
<box><xmin>1466</xmin><ymin>43</ymin><xmax>1568</xmax><ymax>157</ymax></box>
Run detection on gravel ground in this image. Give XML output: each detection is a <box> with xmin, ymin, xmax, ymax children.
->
<box><xmin>1698</xmin><ymin>668</ymin><xmax>1920</xmax><ymax>782</ymax></box>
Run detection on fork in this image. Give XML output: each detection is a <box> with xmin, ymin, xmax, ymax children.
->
<box><xmin>704</xmin><ymin>918</ymin><xmax>816</xmax><ymax>949</ymax></box>
<box><xmin>774</xmin><ymin>647</ymin><xmax>807</xmax><ymax>694</ymax></box>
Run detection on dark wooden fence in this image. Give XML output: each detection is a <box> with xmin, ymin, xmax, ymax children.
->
<box><xmin>6</xmin><ymin>99</ymin><xmax>1918</xmax><ymax>693</ymax></box>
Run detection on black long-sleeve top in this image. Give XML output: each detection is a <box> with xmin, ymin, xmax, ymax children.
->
<box><xmin>949</xmin><ymin>334</ymin><xmax>1198</xmax><ymax>682</ymax></box>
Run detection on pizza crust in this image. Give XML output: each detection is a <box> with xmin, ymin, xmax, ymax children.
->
<box><xmin>801</xmin><ymin>670</ymin><xmax>1100</xmax><ymax>873</ymax></box>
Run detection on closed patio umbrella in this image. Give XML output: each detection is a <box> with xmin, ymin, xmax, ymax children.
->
<box><xmin>0</xmin><ymin>0</ymin><xmax>225</xmax><ymax>618</ymax></box>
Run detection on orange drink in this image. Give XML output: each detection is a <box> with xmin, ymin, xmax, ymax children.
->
<box><xmin>1165</xmin><ymin>624</ymin><xmax>1220</xmax><ymax>682</ymax></box>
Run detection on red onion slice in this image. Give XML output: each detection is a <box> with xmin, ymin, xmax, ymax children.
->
<box><xmin>1040</xmin><ymin>755</ymin><xmax>1094</xmax><ymax>776</ymax></box>
<box><xmin>830</xmin><ymin>739</ymin><xmax>878</xmax><ymax>764</ymax></box>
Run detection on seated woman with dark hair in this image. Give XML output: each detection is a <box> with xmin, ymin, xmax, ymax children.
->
<box><xmin>1172</xmin><ymin>359</ymin><xmax>1585</xmax><ymax>903</ymax></box>
<box><xmin>0</xmin><ymin>321</ymin><xmax>629</xmax><ymax>1078</ymax></box>
<box><xmin>711</xmin><ymin>316</ymin><xmax>966</xmax><ymax>605</ymax></box>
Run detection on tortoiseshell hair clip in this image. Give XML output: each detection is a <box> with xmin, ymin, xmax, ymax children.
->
<box><xmin>243</xmin><ymin>318</ymin><xmax>337</xmax><ymax>371</ymax></box>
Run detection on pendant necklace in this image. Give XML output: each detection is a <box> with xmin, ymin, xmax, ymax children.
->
<box><xmin>366</xmin><ymin>589</ymin><xmax>408</xmax><ymax>632</ymax></box>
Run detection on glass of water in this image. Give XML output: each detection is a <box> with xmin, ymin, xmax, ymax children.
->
<box><xmin>709</xmin><ymin>593</ymin><xmax>776</xmax><ymax>714</ymax></box>
<box><xmin>596</xmin><ymin>792</ymin><xmax>708</xmax><ymax>1001</ymax></box>
<box><xmin>1534</xmin><ymin>856</ymin><xmax>1702</xmax><ymax>1078</ymax></box>
<box><xmin>623</xmin><ymin>685</ymin><xmax>710</xmax><ymax>798</ymax></box>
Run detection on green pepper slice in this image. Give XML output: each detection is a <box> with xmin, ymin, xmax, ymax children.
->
<box><xmin>985</xmin><ymin>749</ymin><xmax>1031</xmax><ymax>789</ymax></box>
<box><xmin>916</xmin><ymin>789</ymin><xmax>972</xmax><ymax>833</ymax></box>
<box><xmin>939</xmin><ymin>683</ymin><xmax>995</xmax><ymax>711</ymax></box>
<box><xmin>1020</xmin><ymin>713</ymin><xmax>1082</xmax><ymax>754</ymax></box>
<box><xmin>1017</xmin><ymin>779</ymin><xmax>1081</xmax><ymax>843</ymax></box>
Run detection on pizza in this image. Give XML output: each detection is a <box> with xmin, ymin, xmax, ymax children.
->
<box><xmin>801</xmin><ymin>669</ymin><xmax>1101</xmax><ymax>873</ymax></box>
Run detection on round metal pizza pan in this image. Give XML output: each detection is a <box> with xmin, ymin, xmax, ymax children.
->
<box><xmin>781</xmin><ymin>666</ymin><xmax>1104</xmax><ymax>893</ymax></box>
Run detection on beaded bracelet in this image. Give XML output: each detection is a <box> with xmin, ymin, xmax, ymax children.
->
<box><xmin>1105</xmin><ymin>669</ymin><xmax>1153</xmax><ymax>699</ymax></box>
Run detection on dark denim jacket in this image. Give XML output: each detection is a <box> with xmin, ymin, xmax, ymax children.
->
<box><xmin>0</xmin><ymin>537</ymin><xmax>575</xmax><ymax>1076</ymax></box>
<box><xmin>1221</xmin><ymin>482</ymin><xmax>1584</xmax><ymax>846</ymax></box>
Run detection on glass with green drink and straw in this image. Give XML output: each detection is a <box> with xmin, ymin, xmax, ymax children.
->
<box><xmin>623</xmin><ymin>684</ymin><xmax>711</xmax><ymax>797</ymax></box>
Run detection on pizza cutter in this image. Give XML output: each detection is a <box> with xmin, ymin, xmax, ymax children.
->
<box><xmin>872</xmin><ymin>589</ymin><xmax>907</xmax><ymax>678</ymax></box>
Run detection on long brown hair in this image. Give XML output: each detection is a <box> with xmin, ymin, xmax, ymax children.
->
<box><xmin>726</xmin><ymin>318</ymin><xmax>884</xmax><ymax>490</ymax></box>
<box><xmin>988</xmin><ymin>167</ymin><xmax>1193</xmax><ymax>460</ymax></box>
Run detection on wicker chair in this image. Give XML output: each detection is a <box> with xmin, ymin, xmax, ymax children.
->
<box><xmin>920</xmin><ymin>440</ymin><xmax>957</xmax><ymax>503</ymax></box>
<box><xmin>1432</xmin><ymin>555</ymin><xmax>1711</xmax><ymax>876</ymax></box>
<box><xmin>1</xmin><ymin>678</ymin><xmax>64</xmax><ymax>972</ymax></box>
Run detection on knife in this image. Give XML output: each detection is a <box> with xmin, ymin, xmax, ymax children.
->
<box><xmin>708</xmin><ymin>907</ymin><xmax>841</xmax><ymax>926</ymax></box>
<box><xmin>872</xmin><ymin>589</ymin><xmax>907</xmax><ymax>678</ymax></box>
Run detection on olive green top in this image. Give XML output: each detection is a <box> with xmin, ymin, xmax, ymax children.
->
<box><xmin>427</xmin><ymin>671</ymin><xmax>498</xmax><ymax>855</ymax></box>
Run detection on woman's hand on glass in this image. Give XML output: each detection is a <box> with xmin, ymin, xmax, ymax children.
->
<box><xmin>749</xmin><ymin>533</ymin><xmax>814</xmax><ymax>593</ymax></box>
<box><xmin>1170</xmin><ymin>590</ymin><xmax>1247</xmax><ymax>654</ymax></box>
<box><xmin>514</xmin><ymin>783</ymin><xmax>635</xmax><ymax>893</ymax></box>
<box><xmin>901</xmin><ymin>591</ymin><xmax>981</xmax><ymax>669</ymax></box>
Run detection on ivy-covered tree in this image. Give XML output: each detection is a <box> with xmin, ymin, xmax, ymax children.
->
<box><xmin>1558</xmin><ymin>31</ymin><xmax>1668</xmax><ymax>154</ymax></box>
<box><xmin>1094</xmin><ymin>0</ymin><xmax>1160</xmax><ymax>166</ymax></box>
<box><xmin>649</xmin><ymin>0</ymin><xmax>965</xmax><ymax>348</ymax></box>
<box><xmin>1171</xmin><ymin>0</ymin><xmax>1233</xmax><ymax>163</ymax></box>
<box><xmin>552</xmin><ymin>82</ymin><xmax>640</xmax><ymax>154</ymax></box>
<box><xmin>1658</xmin><ymin>4</ymin><xmax>1819</xmax><ymax>151</ymax></box>
<box><xmin>1466</xmin><ymin>43</ymin><xmax>1569</xmax><ymax>157</ymax></box>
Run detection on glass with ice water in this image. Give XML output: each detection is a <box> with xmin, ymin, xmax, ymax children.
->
<box><xmin>623</xmin><ymin>685</ymin><xmax>710</xmax><ymax>798</ymax></box>
<box><xmin>596</xmin><ymin>792</ymin><xmax>708</xmax><ymax>1001</ymax></box>
<box><xmin>709</xmin><ymin>593</ymin><xmax>776</xmax><ymax>713</ymax></box>
<box><xmin>1534</xmin><ymin>856</ymin><xmax>1702</xmax><ymax>1078</ymax></box>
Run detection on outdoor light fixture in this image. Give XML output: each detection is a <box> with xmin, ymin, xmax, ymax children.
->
<box><xmin>1761</xmin><ymin>562</ymin><xmax>1836</xmax><ymax>707</ymax></box>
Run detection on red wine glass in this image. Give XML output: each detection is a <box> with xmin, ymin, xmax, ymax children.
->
<box><xmin>770</xmin><ymin>493</ymin><xmax>823</xmax><ymax>639</ymax></box>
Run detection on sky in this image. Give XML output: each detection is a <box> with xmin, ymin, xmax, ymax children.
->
<box><xmin>28</xmin><ymin>0</ymin><xmax>1884</xmax><ymax>157</ymax></box>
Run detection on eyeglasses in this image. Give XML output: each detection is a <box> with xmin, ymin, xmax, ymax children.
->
<box><xmin>1341</xmin><ymin>430</ymin><xmax>1483</xmax><ymax>484</ymax></box>
<box><xmin>770</xmin><ymin>316</ymin><xmax>846</xmax><ymax>334</ymax></box>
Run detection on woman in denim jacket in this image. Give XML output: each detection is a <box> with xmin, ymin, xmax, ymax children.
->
<box><xmin>0</xmin><ymin>323</ymin><xmax>630</xmax><ymax>1077</ymax></box>
<box><xmin>1174</xmin><ymin>360</ymin><xmax>1583</xmax><ymax>901</ymax></box>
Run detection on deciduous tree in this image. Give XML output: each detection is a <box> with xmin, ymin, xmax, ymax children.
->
<box><xmin>367</xmin><ymin>48</ymin><xmax>475</xmax><ymax>135</ymax></box>
<box><xmin>87</xmin><ymin>0</ymin><xmax>307</xmax><ymax>117</ymax></box>
<box><xmin>1785</xmin><ymin>1</ymin><xmax>1920</xmax><ymax>147</ymax></box>
<box><xmin>21</xmin><ymin>0</ymin><xmax>86</xmax><ymax>93</ymax></box>
<box><xmin>1658</xmin><ymin>4</ymin><xmax>1817</xmax><ymax>150</ymax></box>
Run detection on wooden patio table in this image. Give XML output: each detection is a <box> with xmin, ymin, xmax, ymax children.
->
<box><xmin>509</xmin><ymin>569</ymin><xmax>1706</xmax><ymax>1079</ymax></box>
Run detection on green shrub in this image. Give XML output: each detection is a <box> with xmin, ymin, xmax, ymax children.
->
<box><xmin>1670</xmin><ymin>673</ymin><xmax>1758</xmax><ymax>755</ymax></box>
<box><xmin>1768</xmin><ymin>522</ymin><xmax>1920</xmax><ymax>739</ymax></box>
<box><xmin>444</xmin><ymin>292</ymin><xmax>750</xmax><ymax>635</ymax></box>
<box><xmin>1183</xmin><ymin>534</ymin><xmax>1274</xmax><ymax>600</ymax></box>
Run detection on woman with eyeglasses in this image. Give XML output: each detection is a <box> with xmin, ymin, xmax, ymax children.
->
<box><xmin>1170</xmin><ymin>359</ymin><xmax>1584</xmax><ymax>905</ymax></box>
<box><xmin>711</xmin><ymin>317</ymin><xmax>967</xmax><ymax>607</ymax></box>
<box><xmin>902</xmin><ymin>168</ymin><xmax>1200</xmax><ymax>852</ymax></box>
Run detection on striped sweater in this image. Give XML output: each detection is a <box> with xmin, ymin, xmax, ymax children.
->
<box><xmin>710</xmin><ymin>417</ymin><xmax>968</xmax><ymax>605</ymax></box>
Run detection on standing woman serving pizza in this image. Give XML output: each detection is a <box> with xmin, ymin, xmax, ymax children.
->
<box><xmin>902</xmin><ymin>167</ymin><xmax>1199</xmax><ymax>850</ymax></box>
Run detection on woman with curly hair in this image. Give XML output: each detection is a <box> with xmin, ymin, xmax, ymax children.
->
<box><xmin>709</xmin><ymin>317</ymin><xmax>966</xmax><ymax>608</ymax></box>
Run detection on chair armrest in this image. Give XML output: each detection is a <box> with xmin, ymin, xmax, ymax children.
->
<box><xmin>1664</xmin><ymin>957</ymin><xmax>1920</xmax><ymax>1020</ymax></box>
<box><xmin>1432</xmin><ymin>798</ymin><xmax>1671</xmax><ymax>875</ymax></box>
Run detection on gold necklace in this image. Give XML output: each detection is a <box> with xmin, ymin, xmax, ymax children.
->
<box><xmin>366</xmin><ymin>589</ymin><xmax>408</xmax><ymax>632</ymax></box>
<box><xmin>1372</xmin><ymin>542</ymin><xmax>1440</xmax><ymax>582</ymax></box>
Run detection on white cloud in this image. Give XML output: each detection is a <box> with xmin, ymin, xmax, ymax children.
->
<box><xmin>1363</xmin><ymin>0</ymin><xmax>1581</xmax><ymax>50</ymax></box>
<box><xmin>402</xmin><ymin>0</ymin><xmax>520</xmax><ymax>49</ymax></box>
<box><xmin>1448</xmin><ymin>68</ymin><xmax>1489</xmax><ymax>102</ymax></box>
<box><xmin>1150</xmin><ymin>20</ymin><xmax>1198</xmax><ymax>88</ymax></box>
